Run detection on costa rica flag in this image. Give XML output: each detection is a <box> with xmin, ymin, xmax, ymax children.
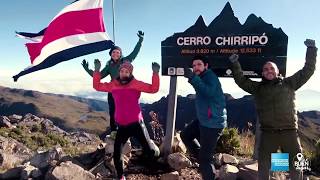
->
<box><xmin>13</xmin><ymin>0</ymin><xmax>114</xmax><ymax>82</ymax></box>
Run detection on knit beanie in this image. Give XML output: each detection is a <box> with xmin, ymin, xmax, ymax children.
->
<box><xmin>109</xmin><ymin>46</ymin><xmax>122</xmax><ymax>56</ymax></box>
<box><xmin>119</xmin><ymin>61</ymin><xmax>133</xmax><ymax>74</ymax></box>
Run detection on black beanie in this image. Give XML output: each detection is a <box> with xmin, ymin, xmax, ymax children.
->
<box><xmin>109</xmin><ymin>46</ymin><xmax>122</xmax><ymax>56</ymax></box>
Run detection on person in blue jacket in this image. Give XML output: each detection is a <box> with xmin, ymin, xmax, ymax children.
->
<box><xmin>181</xmin><ymin>55</ymin><xmax>227</xmax><ymax>180</ymax></box>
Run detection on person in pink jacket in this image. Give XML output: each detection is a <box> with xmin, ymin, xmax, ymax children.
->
<box><xmin>93</xmin><ymin>59</ymin><xmax>160</xmax><ymax>180</ymax></box>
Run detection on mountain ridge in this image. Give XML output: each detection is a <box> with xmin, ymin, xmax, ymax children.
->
<box><xmin>1</xmin><ymin>85</ymin><xmax>319</xmax><ymax>151</ymax></box>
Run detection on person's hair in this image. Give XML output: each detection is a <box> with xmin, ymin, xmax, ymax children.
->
<box><xmin>109</xmin><ymin>46</ymin><xmax>122</xmax><ymax>56</ymax></box>
<box><xmin>192</xmin><ymin>55</ymin><xmax>210</xmax><ymax>67</ymax></box>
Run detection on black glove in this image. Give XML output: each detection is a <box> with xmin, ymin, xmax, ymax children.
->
<box><xmin>229</xmin><ymin>54</ymin><xmax>239</xmax><ymax>63</ymax></box>
<box><xmin>152</xmin><ymin>62</ymin><xmax>160</xmax><ymax>73</ymax></box>
<box><xmin>94</xmin><ymin>59</ymin><xmax>101</xmax><ymax>72</ymax></box>
<box><xmin>183</xmin><ymin>68</ymin><xmax>194</xmax><ymax>79</ymax></box>
<box><xmin>137</xmin><ymin>30</ymin><xmax>144</xmax><ymax>39</ymax></box>
<box><xmin>304</xmin><ymin>39</ymin><xmax>316</xmax><ymax>48</ymax></box>
<box><xmin>82</xmin><ymin>59</ymin><xmax>89</xmax><ymax>71</ymax></box>
<box><xmin>305</xmin><ymin>39</ymin><xmax>318</xmax><ymax>60</ymax></box>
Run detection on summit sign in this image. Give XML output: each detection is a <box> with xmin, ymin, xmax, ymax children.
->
<box><xmin>161</xmin><ymin>2</ymin><xmax>288</xmax><ymax>77</ymax></box>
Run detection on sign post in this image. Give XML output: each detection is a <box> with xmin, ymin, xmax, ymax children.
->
<box><xmin>163</xmin><ymin>76</ymin><xmax>178</xmax><ymax>158</ymax></box>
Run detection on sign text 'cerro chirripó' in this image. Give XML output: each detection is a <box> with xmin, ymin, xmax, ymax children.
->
<box><xmin>161</xmin><ymin>2</ymin><xmax>288</xmax><ymax>77</ymax></box>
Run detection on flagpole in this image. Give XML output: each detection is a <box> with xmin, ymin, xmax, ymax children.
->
<box><xmin>112</xmin><ymin>0</ymin><xmax>116</xmax><ymax>43</ymax></box>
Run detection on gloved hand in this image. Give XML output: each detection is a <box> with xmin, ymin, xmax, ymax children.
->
<box><xmin>152</xmin><ymin>62</ymin><xmax>160</xmax><ymax>73</ymax></box>
<box><xmin>305</xmin><ymin>39</ymin><xmax>318</xmax><ymax>60</ymax></box>
<box><xmin>137</xmin><ymin>30</ymin><xmax>144</xmax><ymax>39</ymax></box>
<box><xmin>304</xmin><ymin>39</ymin><xmax>316</xmax><ymax>48</ymax></box>
<box><xmin>183</xmin><ymin>68</ymin><xmax>194</xmax><ymax>79</ymax></box>
<box><xmin>94</xmin><ymin>59</ymin><xmax>101</xmax><ymax>72</ymax></box>
<box><xmin>229</xmin><ymin>54</ymin><xmax>239</xmax><ymax>63</ymax></box>
<box><xmin>82</xmin><ymin>59</ymin><xmax>89</xmax><ymax>71</ymax></box>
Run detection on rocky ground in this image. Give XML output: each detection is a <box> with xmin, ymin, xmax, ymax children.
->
<box><xmin>0</xmin><ymin>114</ymin><xmax>319</xmax><ymax>180</ymax></box>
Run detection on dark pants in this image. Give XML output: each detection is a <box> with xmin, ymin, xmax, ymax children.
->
<box><xmin>258</xmin><ymin>129</ymin><xmax>303</xmax><ymax>180</ymax></box>
<box><xmin>180</xmin><ymin>120</ymin><xmax>222</xmax><ymax>180</ymax></box>
<box><xmin>113</xmin><ymin>120</ymin><xmax>157</xmax><ymax>178</ymax></box>
<box><xmin>107</xmin><ymin>93</ymin><xmax>116</xmax><ymax>131</ymax></box>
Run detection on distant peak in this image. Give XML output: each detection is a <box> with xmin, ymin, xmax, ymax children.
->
<box><xmin>184</xmin><ymin>15</ymin><xmax>207</xmax><ymax>33</ymax></box>
<box><xmin>208</xmin><ymin>2</ymin><xmax>240</xmax><ymax>30</ymax></box>
<box><xmin>221</xmin><ymin>2</ymin><xmax>234</xmax><ymax>15</ymax></box>
<box><xmin>195</xmin><ymin>15</ymin><xmax>206</xmax><ymax>26</ymax></box>
<box><xmin>244</xmin><ymin>14</ymin><xmax>271</xmax><ymax>28</ymax></box>
<box><xmin>247</xmin><ymin>13</ymin><xmax>258</xmax><ymax>20</ymax></box>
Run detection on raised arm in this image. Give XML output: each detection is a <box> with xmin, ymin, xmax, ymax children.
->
<box><xmin>82</xmin><ymin>59</ymin><xmax>110</xmax><ymax>79</ymax></box>
<box><xmin>93</xmin><ymin>59</ymin><xmax>113</xmax><ymax>92</ymax></box>
<box><xmin>284</xmin><ymin>39</ymin><xmax>317</xmax><ymax>90</ymax></box>
<box><xmin>135</xmin><ymin>62</ymin><xmax>160</xmax><ymax>93</ymax></box>
<box><xmin>229</xmin><ymin>54</ymin><xmax>259</xmax><ymax>94</ymax></box>
<box><xmin>123</xmin><ymin>31</ymin><xmax>144</xmax><ymax>62</ymax></box>
<box><xmin>81</xmin><ymin>59</ymin><xmax>94</xmax><ymax>77</ymax></box>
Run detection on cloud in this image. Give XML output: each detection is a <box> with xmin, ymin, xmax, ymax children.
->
<box><xmin>1</xmin><ymin>57</ymin><xmax>319</xmax><ymax>108</ymax></box>
<box><xmin>0</xmin><ymin>68</ymin><xmax>93</xmax><ymax>95</ymax></box>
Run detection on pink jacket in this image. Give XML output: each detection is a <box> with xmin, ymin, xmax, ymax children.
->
<box><xmin>93</xmin><ymin>72</ymin><xmax>159</xmax><ymax>126</ymax></box>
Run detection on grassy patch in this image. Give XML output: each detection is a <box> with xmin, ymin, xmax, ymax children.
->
<box><xmin>0</xmin><ymin>126</ymin><xmax>79</xmax><ymax>155</ymax></box>
<box><xmin>238</xmin><ymin>129</ymin><xmax>255</xmax><ymax>157</ymax></box>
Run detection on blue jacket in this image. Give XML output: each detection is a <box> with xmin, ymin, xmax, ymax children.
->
<box><xmin>189</xmin><ymin>69</ymin><xmax>227</xmax><ymax>128</ymax></box>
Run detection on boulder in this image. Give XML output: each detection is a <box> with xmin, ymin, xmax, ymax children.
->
<box><xmin>172</xmin><ymin>133</ymin><xmax>187</xmax><ymax>154</ymax></box>
<box><xmin>48</xmin><ymin>161</ymin><xmax>96</xmax><ymax>180</ymax></box>
<box><xmin>160</xmin><ymin>133</ymin><xmax>187</xmax><ymax>154</ymax></box>
<box><xmin>0</xmin><ymin>136</ymin><xmax>33</xmax><ymax>169</ymax></box>
<box><xmin>221</xmin><ymin>153</ymin><xmax>239</xmax><ymax>165</ymax></box>
<box><xmin>0</xmin><ymin>116</ymin><xmax>12</xmax><ymax>128</ymax></box>
<box><xmin>8</xmin><ymin>114</ymin><xmax>23</xmax><ymax>124</ymax></box>
<box><xmin>237</xmin><ymin>160</ymin><xmax>258</xmax><ymax>180</ymax></box>
<box><xmin>29</xmin><ymin>147</ymin><xmax>63</xmax><ymax>169</ymax></box>
<box><xmin>160</xmin><ymin>171</ymin><xmax>179</xmax><ymax>180</ymax></box>
<box><xmin>0</xmin><ymin>167</ymin><xmax>23</xmax><ymax>179</ymax></box>
<box><xmin>20</xmin><ymin>162</ymin><xmax>42</xmax><ymax>180</ymax></box>
<box><xmin>219</xmin><ymin>164</ymin><xmax>239</xmax><ymax>180</ymax></box>
<box><xmin>167</xmin><ymin>152</ymin><xmax>192</xmax><ymax>171</ymax></box>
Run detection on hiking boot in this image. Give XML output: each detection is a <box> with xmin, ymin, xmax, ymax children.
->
<box><xmin>110</xmin><ymin>131</ymin><xmax>117</xmax><ymax>140</ymax></box>
<box><xmin>100</xmin><ymin>129</ymin><xmax>117</xmax><ymax>141</ymax></box>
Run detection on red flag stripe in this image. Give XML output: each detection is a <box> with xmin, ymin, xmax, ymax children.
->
<box><xmin>27</xmin><ymin>8</ymin><xmax>105</xmax><ymax>64</ymax></box>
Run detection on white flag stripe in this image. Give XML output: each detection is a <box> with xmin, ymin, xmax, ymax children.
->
<box><xmin>32</xmin><ymin>32</ymin><xmax>109</xmax><ymax>66</ymax></box>
<box><xmin>16</xmin><ymin>34</ymin><xmax>43</xmax><ymax>43</ymax></box>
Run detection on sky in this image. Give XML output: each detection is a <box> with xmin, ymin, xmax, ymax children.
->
<box><xmin>0</xmin><ymin>0</ymin><xmax>320</xmax><ymax>110</ymax></box>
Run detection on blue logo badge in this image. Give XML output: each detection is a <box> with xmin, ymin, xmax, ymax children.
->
<box><xmin>271</xmin><ymin>153</ymin><xmax>289</xmax><ymax>171</ymax></box>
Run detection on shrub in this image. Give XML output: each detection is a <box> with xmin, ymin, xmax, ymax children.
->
<box><xmin>238</xmin><ymin>129</ymin><xmax>255</xmax><ymax>157</ymax></box>
<box><xmin>31</xmin><ymin>124</ymin><xmax>42</xmax><ymax>132</ymax></box>
<box><xmin>0</xmin><ymin>124</ymin><xmax>91</xmax><ymax>157</ymax></box>
<box><xmin>310</xmin><ymin>139</ymin><xmax>320</xmax><ymax>173</ymax></box>
<box><xmin>0</xmin><ymin>127</ymin><xmax>10</xmax><ymax>137</ymax></box>
<box><xmin>216</xmin><ymin>127</ymin><xmax>241</xmax><ymax>155</ymax></box>
<box><xmin>47</xmin><ymin>133</ymin><xmax>69</xmax><ymax>147</ymax></box>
